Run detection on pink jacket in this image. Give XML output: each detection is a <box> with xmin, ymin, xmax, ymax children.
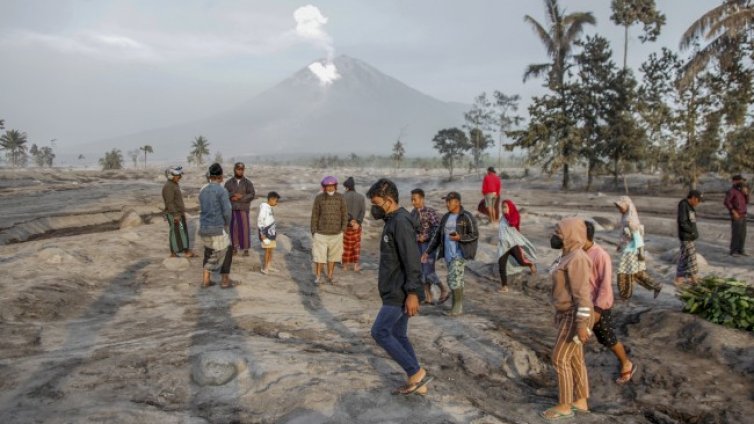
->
<box><xmin>586</xmin><ymin>243</ymin><xmax>613</xmax><ymax>312</ymax></box>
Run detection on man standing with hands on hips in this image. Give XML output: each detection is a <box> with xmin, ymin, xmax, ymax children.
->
<box><xmin>367</xmin><ymin>178</ymin><xmax>433</xmax><ymax>396</ymax></box>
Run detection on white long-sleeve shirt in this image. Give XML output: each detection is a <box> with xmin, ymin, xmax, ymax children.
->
<box><xmin>257</xmin><ymin>202</ymin><xmax>275</xmax><ymax>229</ymax></box>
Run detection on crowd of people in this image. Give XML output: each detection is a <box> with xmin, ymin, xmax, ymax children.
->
<box><xmin>160</xmin><ymin>163</ymin><xmax>749</xmax><ymax>419</ymax></box>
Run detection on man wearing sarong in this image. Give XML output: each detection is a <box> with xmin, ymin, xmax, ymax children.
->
<box><xmin>724</xmin><ymin>175</ymin><xmax>749</xmax><ymax>257</ymax></box>
<box><xmin>342</xmin><ymin>177</ymin><xmax>365</xmax><ymax>272</ymax></box>
<box><xmin>199</xmin><ymin>163</ymin><xmax>236</xmax><ymax>288</ymax></box>
<box><xmin>224</xmin><ymin>162</ymin><xmax>256</xmax><ymax>256</ymax></box>
<box><xmin>162</xmin><ymin>165</ymin><xmax>195</xmax><ymax>258</ymax></box>
<box><xmin>676</xmin><ymin>190</ymin><xmax>703</xmax><ymax>286</ymax></box>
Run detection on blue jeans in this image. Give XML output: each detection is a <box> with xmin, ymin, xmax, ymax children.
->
<box><xmin>371</xmin><ymin>305</ymin><xmax>420</xmax><ymax>377</ymax></box>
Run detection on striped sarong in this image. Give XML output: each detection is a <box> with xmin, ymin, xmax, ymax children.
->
<box><xmin>676</xmin><ymin>240</ymin><xmax>698</xmax><ymax>278</ymax></box>
<box><xmin>230</xmin><ymin>210</ymin><xmax>251</xmax><ymax>250</ymax></box>
<box><xmin>342</xmin><ymin>225</ymin><xmax>362</xmax><ymax>264</ymax></box>
<box><xmin>166</xmin><ymin>213</ymin><xmax>190</xmax><ymax>254</ymax></box>
<box><xmin>552</xmin><ymin>310</ymin><xmax>589</xmax><ymax>405</ymax></box>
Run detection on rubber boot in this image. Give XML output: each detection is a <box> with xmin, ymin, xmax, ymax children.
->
<box><xmin>447</xmin><ymin>288</ymin><xmax>464</xmax><ymax>316</ymax></box>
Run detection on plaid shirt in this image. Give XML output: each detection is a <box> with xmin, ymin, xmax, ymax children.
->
<box><xmin>411</xmin><ymin>206</ymin><xmax>440</xmax><ymax>243</ymax></box>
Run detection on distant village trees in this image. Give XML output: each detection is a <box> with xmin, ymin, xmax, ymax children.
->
<box><xmin>189</xmin><ymin>136</ymin><xmax>210</xmax><ymax>166</ymax></box>
<box><xmin>140</xmin><ymin>145</ymin><xmax>153</xmax><ymax>168</ymax></box>
<box><xmin>30</xmin><ymin>144</ymin><xmax>56</xmax><ymax>167</ymax></box>
<box><xmin>432</xmin><ymin>127</ymin><xmax>470</xmax><ymax>180</ymax></box>
<box><xmin>0</xmin><ymin>129</ymin><xmax>29</xmax><ymax>168</ymax></box>
<box><xmin>391</xmin><ymin>140</ymin><xmax>405</xmax><ymax>168</ymax></box>
<box><xmin>99</xmin><ymin>149</ymin><xmax>124</xmax><ymax>170</ymax></box>
<box><xmin>502</xmin><ymin>0</ymin><xmax>754</xmax><ymax>191</ymax></box>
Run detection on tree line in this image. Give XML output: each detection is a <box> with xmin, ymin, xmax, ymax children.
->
<box><xmin>430</xmin><ymin>0</ymin><xmax>754</xmax><ymax>189</ymax></box>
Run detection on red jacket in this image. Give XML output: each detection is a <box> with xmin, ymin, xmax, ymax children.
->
<box><xmin>482</xmin><ymin>172</ymin><xmax>501</xmax><ymax>196</ymax></box>
<box><xmin>724</xmin><ymin>187</ymin><xmax>749</xmax><ymax>216</ymax></box>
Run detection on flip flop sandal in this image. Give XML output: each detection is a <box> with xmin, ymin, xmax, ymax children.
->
<box><xmin>437</xmin><ymin>294</ymin><xmax>450</xmax><ymax>304</ymax></box>
<box><xmin>571</xmin><ymin>405</ymin><xmax>590</xmax><ymax>414</ymax></box>
<box><xmin>390</xmin><ymin>384</ymin><xmax>410</xmax><ymax>396</ymax></box>
<box><xmin>201</xmin><ymin>281</ymin><xmax>215</xmax><ymax>288</ymax></box>
<box><xmin>221</xmin><ymin>280</ymin><xmax>240</xmax><ymax>289</ymax></box>
<box><xmin>400</xmin><ymin>374</ymin><xmax>434</xmax><ymax>395</ymax></box>
<box><xmin>616</xmin><ymin>363</ymin><xmax>638</xmax><ymax>384</ymax></box>
<box><xmin>539</xmin><ymin>408</ymin><xmax>575</xmax><ymax>421</ymax></box>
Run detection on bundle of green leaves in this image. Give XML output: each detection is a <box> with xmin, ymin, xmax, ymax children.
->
<box><xmin>678</xmin><ymin>276</ymin><xmax>754</xmax><ymax>331</ymax></box>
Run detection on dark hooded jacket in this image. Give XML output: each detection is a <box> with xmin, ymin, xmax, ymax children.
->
<box><xmin>378</xmin><ymin>207</ymin><xmax>424</xmax><ymax>306</ymax></box>
<box><xmin>425</xmin><ymin>207</ymin><xmax>479</xmax><ymax>260</ymax></box>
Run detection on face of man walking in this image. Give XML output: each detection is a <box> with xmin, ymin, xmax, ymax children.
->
<box><xmin>325</xmin><ymin>184</ymin><xmax>336</xmax><ymax>195</ymax></box>
<box><xmin>446</xmin><ymin>198</ymin><xmax>460</xmax><ymax>214</ymax></box>
<box><xmin>234</xmin><ymin>165</ymin><xmax>244</xmax><ymax>178</ymax></box>
<box><xmin>411</xmin><ymin>194</ymin><xmax>424</xmax><ymax>210</ymax></box>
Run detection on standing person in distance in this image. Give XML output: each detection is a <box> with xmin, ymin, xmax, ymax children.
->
<box><xmin>258</xmin><ymin>191</ymin><xmax>280</xmax><ymax>275</ymax></box>
<box><xmin>676</xmin><ymin>190</ymin><xmax>703</xmax><ymax>286</ymax></box>
<box><xmin>198</xmin><ymin>163</ymin><xmax>236</xmax><ymax>289</ymax></box>
<box><xmin>724</xmin><ymin>175</ymin><xmax>749</xmax><ymax>257</ymax></box>
<box><xmin>481</xmin><ymin>167</ymin><xmax>502</xmax><ymax>224</ymax></box>
<box><xmin>410</xmin><ymin>188</ymin><xmax>448</xmax><ymax>305</ymax></box>
<box><xmin>342</xmin><ymin>177</ymin><xmax>366</xmax><ymax>272</ymax></box>
<box><xmin>310</xmin><ymin>176</ymin><xmax>349</xmax><ymax>285</ymax></box>
<box><xmin>224</xmin><ymin>162</ymin><xmax>256</xmax><ymax>256</ymax></box>
<box><xmin>162</xmin><ymin>165</ymin><xmax>195</xmax><ymax>258</ymax></box>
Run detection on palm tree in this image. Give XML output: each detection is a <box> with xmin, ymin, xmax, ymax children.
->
<box><xmin>679</xmin><ymin>0</ymin><xmax>754</xmax><ymax>89</ymax></box>
<box><xmin>523</xmin><ymin>0</ymin><xmax>595</xmax><ymax>189</ymax></box>
<box><xmin>190</xmin><ymin>136</ymin><xmax>210</xmax><ymax>166</ymax></box>
<box><xmin>140</xmin><ymin>145</ymin><xmax>153</xmax><ymax>168</ymax></box>
<box><xmin>523</xmin><ymin>0</ymin><xmax>596</xmax><ymax>90</ymax></box>
<box><xmin>0</xmin><ymin>129</ymin><xmax>29</xmax><ymax>167</ymax></box>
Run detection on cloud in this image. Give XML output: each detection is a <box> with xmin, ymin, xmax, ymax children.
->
<box><xmin>293</xmin><ymin>5</ymin><xmax>339</xmax><ymax>86</ymax></box>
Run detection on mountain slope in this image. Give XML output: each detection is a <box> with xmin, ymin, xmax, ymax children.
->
<box><xmin>80</xmin><ymin>55</ymin><xmax>467</xmax><ymax>160</ymax></box>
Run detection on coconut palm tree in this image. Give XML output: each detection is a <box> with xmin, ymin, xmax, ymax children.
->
<box><xmin>0</xmin><ymin>129</ymin><xmax>29</xmax><ymax>167</ymax></box>
<box><xmin>679</xmin><ymin>0</ymin><xmax>754</xmax><ymax>89</ymax></box>
<box><xmin>190</xmin><ymin>136</ymin><xmax>210</xmax><ymax>166</ymax></box>
<box><xmin>140</xmin><ymin>144</ymin><xmax>153</xmax><ymax>168</ymax></box>
<box><xmin>523</xmin><ymin>0</ymin><xmax>596</xmax><ymax>90</ymax></box>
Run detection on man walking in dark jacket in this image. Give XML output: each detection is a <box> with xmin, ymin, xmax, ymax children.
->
<box><xmin>676</xmin><ymin>190</ymin><xmax>703</xmax><ymax>286</ymax></box>
<box><xmin>367</xmin><ymin>178</ymin><xmax>432</xmax><ymax>396</ymax></box>
<box><xmin>724</xmin><ymin>175</ymin><xmax>749</xmax><ymax>256</ymax></box>
<box><xmin>422</xmin><ymin>191</ymin><xmax>479</xmax><ymax>316</ymax></box>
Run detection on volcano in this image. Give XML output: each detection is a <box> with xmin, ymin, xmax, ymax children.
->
<box><xmin>89</xmin><ymin>55</ymin><xmax>467</xmax><ymax>160</ymax></box>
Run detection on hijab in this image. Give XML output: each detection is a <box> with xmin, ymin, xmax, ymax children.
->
<box><xmin>502</xmin><ymin>199</ymin><xmax>521</xmax><ymax>231</ymax></box>
<box><xmin>615</xmin><ymin>196</ymin><xmax>640</xmax><ymax>232</ymax></box>
<box><xmin>554</xmin><ymin>217</ymin><xmax>588</xmax><ymax>271</ymax></box>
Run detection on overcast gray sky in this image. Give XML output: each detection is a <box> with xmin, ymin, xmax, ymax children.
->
<box><xmin>0</xmin><ymin>0</ymin><xmax>719</xmax><ymax>149</ymax></box>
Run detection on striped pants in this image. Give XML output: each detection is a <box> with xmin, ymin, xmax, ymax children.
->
<box><xmin>552</xmin><ymin>310</ymin><xmax>589</xmax><ymax>405</ymax></box>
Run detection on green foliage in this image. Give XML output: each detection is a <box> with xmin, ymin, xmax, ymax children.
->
<box><xmin>0</xmin><ymin>129</ymin><xmax>29</xmax><ymax>167</ymax></box>
<box><xmin>30</xmin><ymin>144</ymin><xmax>55</xmax><ymax>167</ymax></box>
<box><xmin>678</xmin><ymin>276</ymin><xmax>754</xmax><ymax>331</ymax></box>
<box><xmin>99</xmin><ymin>149</ymin><xmax>124</xmax><ymax>170</ymax></box>
<box><xmin>391</xmin><ymin>140</ymin><xmax>405</xmax><ymax>168</ymax></box>
<box><xmin>190</xmin><ymin>136</ymin><xmax>210</xmax><ymax>166</ymax></box>
<box><xmin>432</xmin><ymin>127</ymin><xmax>470</xmax><ymax>180</ymax></box>
<box><xmin>140</xmin><ymin>144</ymin><xmax>154</xmax><ymax>168</ymax></box>
<box><xmin>610</xmin><ymin>0</ymin><xmax>666</xmax><ymax>43</ymax></box>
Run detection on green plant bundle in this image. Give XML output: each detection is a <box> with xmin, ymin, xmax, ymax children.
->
<box><xmin>678</xmin><ymin>276</ymin><xmax>754</xmax><ymax>331</ymax></box>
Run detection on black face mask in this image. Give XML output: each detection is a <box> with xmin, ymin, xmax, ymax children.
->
<box><xmin>371</xmin><ymin>205</ymin><xmax>386</xmax><ymax>220</ymax></box>
<box><xmin>550</xmin><ymin>235</ymin><xmax>564</xmax><ymax>250</ymax></box>
<box><xmin>735</xmin><ymin>182</ymin><xmax>744</xmax><ymax>189</ymax></box>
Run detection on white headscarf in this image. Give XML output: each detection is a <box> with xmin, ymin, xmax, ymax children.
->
<box><xmin>615</xmin><ymin>196</ymin><xmax>640</xmax><ymax>232</ymax></box>
<box><xmin>165</xmin><ymin>165</ymin><xmax>183</xmax><ymax>180</ymax></box>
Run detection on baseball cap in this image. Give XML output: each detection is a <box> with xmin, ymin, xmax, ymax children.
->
<box><xmin>687</xmin><ymin>189</ymin><xmax>703</xmax><ymax>201</ymax></box>
<box><xmin>442</xmin><ymin>191</ymin><xmax>462</xmax><ymax>201</ymax></box>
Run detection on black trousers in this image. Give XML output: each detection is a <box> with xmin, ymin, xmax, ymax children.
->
<box><xmin>731</xmin><ymin>218</ymin><xmax>747</xmax><ymax>255</ymax></box>
<box><xmin>498</xmin><ymin>246</ymin><xmax>528</xmax><ymax>286</ymax></box>
<box><xmin>203</xmin><ymin>246</ymin><xmax>233</xmax><ymax>274</ymax></box>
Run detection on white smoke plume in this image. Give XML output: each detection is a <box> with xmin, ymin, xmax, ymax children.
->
<box><xmin>293</xmin><ymin>5</ymin><xmax>340</xmax><ymax>85</ymax></box>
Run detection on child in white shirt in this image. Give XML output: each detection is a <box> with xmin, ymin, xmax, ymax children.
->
<box><xmin>258</xmin><ymin>191</ymin><xmax>280</xmax><ymax>274</ymax></box>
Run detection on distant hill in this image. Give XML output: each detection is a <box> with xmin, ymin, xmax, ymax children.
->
<box><xmin>76</xmin><ymin>55</ymin><xmax>467</xmax><ymax>161</ymax></box>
